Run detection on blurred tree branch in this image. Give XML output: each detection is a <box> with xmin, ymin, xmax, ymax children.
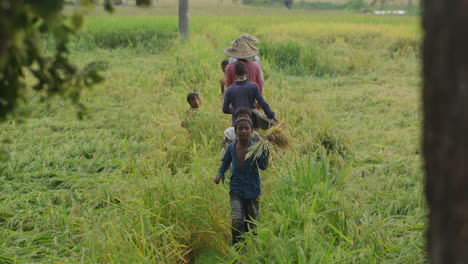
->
<box><xmin>0</xmin><ymin>0</ymin><xmax>113</xmax><ymax>120</ymax></box>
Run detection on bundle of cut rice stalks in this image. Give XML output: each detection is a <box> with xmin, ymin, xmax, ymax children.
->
<box><xmin>245</xmin><ymin>122</ymin><xmax>291</xmax><ymax>161</ymax></box>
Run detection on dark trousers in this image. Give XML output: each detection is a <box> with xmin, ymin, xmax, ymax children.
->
<box><xmin>230</xmin><ymin>194</ymin><xmax>259</xmax><ymax>245</ymax></box>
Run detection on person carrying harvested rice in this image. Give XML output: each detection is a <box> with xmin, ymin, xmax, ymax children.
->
<box><xmin>222</xmin><ymin>61</ymin><xmax>279</xmax><ymax>128</ymax></box>
<box><xmin>214</xmin><ymin>117</ymin><xmax>269</xmax><ymax>245</ymax></box>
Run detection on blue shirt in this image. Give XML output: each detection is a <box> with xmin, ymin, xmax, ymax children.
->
<box><xmin>222</xmin><ymin>80</ymin><xmax>275</xmax><ymax>120</ymax></box>
<box><xmin>217</xmin><ymin>140</ymin><xmax>269</xmax><ymax>199</ymax></box>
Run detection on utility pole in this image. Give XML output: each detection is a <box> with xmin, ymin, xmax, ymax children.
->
<box><xmin>423</xmin><ymin>0</ymin><xmax>468</xmax><ymax>263</ymax></box>
<box><xmin>179</xmin><ymin>0</ymin><xmax>189</xmax><ymax>40</ymax></box>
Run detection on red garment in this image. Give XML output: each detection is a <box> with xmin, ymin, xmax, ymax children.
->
<box><xmin>226</xmin><ymin>60</ymin><xmax>264</xmax><ymax>93</ymax></box>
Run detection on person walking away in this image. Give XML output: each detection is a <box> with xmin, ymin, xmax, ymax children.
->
<box><xmin>224</xmin><ymin>37</ymin><xmax>264</xmax><ymax>93</ymax></box>
<box><xmin>228</xmin><ymin>33</ymin><xmax>264</xmax><ymax>85</ymax></box>
<box><xmin>222</xmin><ymin>62</ymin><xmax>278</xmax><ymax>127</ymax></box>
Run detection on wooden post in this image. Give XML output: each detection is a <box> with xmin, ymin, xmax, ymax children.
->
<box><xmin>179</xmin><ymin>0</ymin><xmax>189</xmax><ymax>40</ymax></box>
<box><xmin>423</xmin><ymin>0</ymin><xmax>468</xmax><ymax>263</ymax></box>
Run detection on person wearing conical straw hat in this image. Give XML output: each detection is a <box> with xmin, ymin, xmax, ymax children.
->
<box><xmin>228</xmin><ymin>33</ymin><xmax>265</xmax><ymax>87</ymax></box>
<box><xmin>228</xmin><ymin>33</ymin><xmax>261</xmax><ymax>64</ymax></box>
<box><xmin>228</xmin><ymin>34</ymin><xmax>261</xmax><ymax>59</ymax></box>
<box><xmin>224</xmin><ymin>36</ymin><xmax>264</xmax><ymax>93</ymax></box>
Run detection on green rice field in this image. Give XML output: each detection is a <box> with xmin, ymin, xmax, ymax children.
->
<box><xmin>0</xmin><ymin>1</ymin><xmax>424</xmax><ymax>263</ymax></box>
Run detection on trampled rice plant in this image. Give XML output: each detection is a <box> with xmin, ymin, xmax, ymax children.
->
<box><xmin>228</xmin><ymin>153</ymin><xmax>350</xmax><ymax>263</ymax></box>
<box><xmin>1</xmin><ymin>7</ymin><xmax>424</xmax><ymax>263</ymax></box>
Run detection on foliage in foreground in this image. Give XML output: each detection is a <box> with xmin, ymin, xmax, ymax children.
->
<box><xmin>0</xmin><ymin>0</ymin><xmax>112</xmax><ymax>121</ymax></box>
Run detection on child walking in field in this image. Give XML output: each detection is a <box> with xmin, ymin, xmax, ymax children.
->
<box><xmin>181</xmin><ymin>92</ymin><xmax>202</xmax><ymax>128</ymax></box>
<box><xmin>220</xmin><ymin>60</ymin><xmax>229</xmax><ymax>96</ymax></box>
<box><xmin>186</xmin><ymin>92</ymin><xmax>202</xmax><ymax>112</ymax></box>
<box><xmin>214</xmin><ymin>117</ymin><xmax>269</xmax><ymax>245</ymax></box>
<box><xmin>222</xmin><ymin>107</ymin><xmax>261</xmax><ymax>151</ymax></box>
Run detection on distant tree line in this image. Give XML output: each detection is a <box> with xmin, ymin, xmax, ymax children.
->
<box><xmin>369</xmin><ymin>0</ymin><xmax>414</xmax><ymax>8</ymax></box>
<box><xmin>73</xmin><ymin>0</ymin><xmax>155</xmax><ymax>6</ymax></box>
<box><xmin>242</xmin><ymin>0</ymin><xmax>416</xmax><ymax>9</ymax></box>
<box><xmin>242</xmin><ymin>0</ymin><xmax>294</xmax><ymax>9</ymax></box>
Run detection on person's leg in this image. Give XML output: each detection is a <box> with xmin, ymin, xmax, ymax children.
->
<box><xmin>245</xmin><ymin>197</ymin><xmax>259</xmax><ymax>233</ymax></box>
<box><xmin>230</xmin><ymin>194</ymin><xmax>245</xmax><ymax>245</ymax></box>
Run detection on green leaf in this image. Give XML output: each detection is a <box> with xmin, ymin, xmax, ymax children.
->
<box><xmin>71</xmin><ymin>12</ymin><xmax>84</xmax><ymax>30</ymax></box>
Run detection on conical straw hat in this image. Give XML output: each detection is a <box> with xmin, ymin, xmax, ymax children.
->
<box><xmin>224</xmin><ymin>37</ymin><xmax>258</xmax><ymax>59</ymax></box>
<box><xmin>231</xmin><ymin>33</ymin><xmax>260</xmax><ymax>45</ymax></box>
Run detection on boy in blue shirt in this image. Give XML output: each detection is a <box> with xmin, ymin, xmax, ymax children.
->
<box><xmin>214</xmin><ymin>117</ymin><xmax>269</xmax><ymax>245</ymax></box>
<box><xmin>222</xmin><ymin>62</ymin><xmax>279</xmax><ymax>127</ymax></box>
<box><xmin>221</xmin><ymin>107</ymin><xmax>261</xmax><ymax>151</ymax></box>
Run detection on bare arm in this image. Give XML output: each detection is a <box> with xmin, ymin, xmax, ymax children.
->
<box><xmin>256</xmin><ymin>63</ymin><xmax>264</xmax><ymax>93</ymax></box>
<box><xmin>226</xmin><ymin>64</ymin><xmax>234</xmax><ymax>88</ymax></box>
<box><xmin>215</xmin><ymin>146</ymin><xmax>232</xmax><ymax>184</ymax></box>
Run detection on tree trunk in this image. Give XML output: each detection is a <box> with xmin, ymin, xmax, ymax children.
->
<box><xmin>370</xmin><ymin>0</ymin><xmax>378</xmax><ymax>6</ymax></box>
<box><xmin>179</xmin><ymin>0</ymin><xmax>189</xmax><ymax>40</ymax></box>
<box><xmin>284</xmin><ymin>0</ymin><xmax>293</xmax><ymax>9</ymax></box>
<box><xmin>136</xmin><ymin>0</ymin><xmax>152</xmax><ymax>6</ymax></box>
<box><xmin>408</xmin><ymin>0</ymin><xmax>412</xmax><ymax>8</ymax></box>
<box><xmin>423</xmin><ymin>0</ymin><xmax>468</xmax><ymax>263</ymax></box>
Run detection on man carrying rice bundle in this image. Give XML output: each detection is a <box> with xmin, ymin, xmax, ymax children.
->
<box><xmin>222</xmin><ymin>61</ymin><xmax>279</xmax><ymax>128</ymax></box>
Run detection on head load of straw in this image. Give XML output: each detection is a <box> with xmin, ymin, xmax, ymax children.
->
<box><xmin>245</xmin><ymin>122</ymin><xmax>291</xmax><ymax>161</ymax></box>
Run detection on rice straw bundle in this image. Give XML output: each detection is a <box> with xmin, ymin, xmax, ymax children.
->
<box><xmin>265</xmin><ymin>122</ymin><xmax>291</xmax><ymax>149</ymax></box>
<box><xmin>245</xmin><ymin>122</ymin><xmax>291</xmax><ymax>161</ymax></box>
